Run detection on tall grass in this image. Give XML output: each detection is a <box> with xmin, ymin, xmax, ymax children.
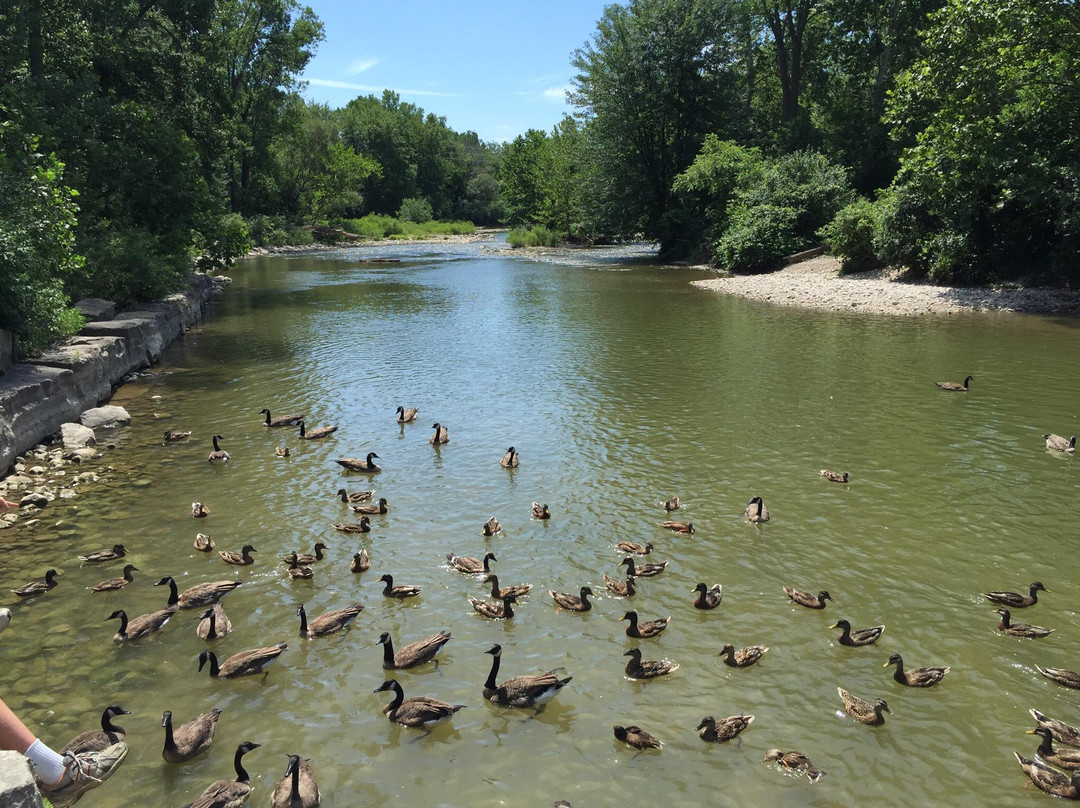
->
<box><xmin>341</xmin><ymin>215</ymin><xmax>474</xmax><ymax>240</ymax></box>
<box><xmin>507</xmin><ymin>225</ymin><xmax>560</xmax><ymax>247</ymax></box>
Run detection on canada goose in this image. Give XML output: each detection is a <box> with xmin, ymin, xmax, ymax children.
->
<box><xmin>284</xmin><ymin>554</ymin><xmax>313</xmax><ymax>579</ymax></box>
<box><xmin>351</xmin><ymin>497</ymin><xmax>388</xmax><ymax>515</ymax></box>
<box><xmin>61</xmin><ymin>705</ymin><xmax>130</xmax><ymax>754</ymax></box>
<box><xmin>660</xmin><ymin>521</ymin><xmax>693</xmax><ymax>533</ymax></box>
<box><xmin>763</xmin><ymin>749</ymin><xmax>823</xmax><ymax>783</ymax></box>
<box><xmin>885</xmin><ymin>653</ymin><xmax>949</xmax><ymax>687</ymax></box>
<box><xmin>783</xmin><ymin>587</ymin><xmax>832</xmax><ymax>609</ymax></box>
<box><xmin>936</xmin><ymin>375</ymin><xmax>973</xmax><ymax>391</ymax></box>
<box><xmin>185</xmin><ymin>741</ymin><xmax>260</xmax><ymax>808</ymax></box>
<box><xmin>1037</xmin><ymin>666</ymin><xmax>1080</xmax><ymax>690</ymax></box>
<box><xmin>272</xmin><ymin>754</ymin><xmax>320</xmax><ymax>808</ymax></box>
<box><xmin>79</xmin><ymin>543</ymin><xmax>126</xmax><ymax>563</ymax></box>
<box><xmin>282</xmin><ymin>543</ymin><xmax>329</xmax><ymax>565</ymax></box>
<box><xmin>549</xmin><ymin>586</ymin><xmax>593</xmax><ymax>612</ymax></box>
<box><xmin>161</xmin><ymin>708</ymin><xmax>221</xmax><ymax>764</ymax></box>
<box><xmin>336</xmin><ymin>453</ymin><xmax>381</xmax><ymax>473</ymax></box>
<box><xmin>831</xmin><ymin>619</ymin><xmax>884</xmax><ymax>646</ymax></box>
<box><xmin>298</xmin><ymin>421</ymin><xmax>337</xmax><ymax>440</ymax></box>
<box><xmin>164</xmin><ymin>430</ymin><xmax>192</xmax><ymax>441</ymax></box>
<box><xmin>1045</xmin><ymin>433</ymin><xmax>1077</xmax><ymax>452</ymax></box>
<box><xmin>837</xmin><ymin>687</ymin><xmax>891</xmax><ymax>725</ymax></box>
<box><xmin>623</xmin><ymin>648</ymin><xmax>679</xmax><ymax>679</ymax></box>
<box><xmin>208</xmin><ymin>435</ymin><xmax>229</xmax><ymax>463</ymax></box>
<box><xmin>379</xmin><ymin>573</ymin><xmax>421</xmax><ymax>598</ymax></box>
<box><xmin>275</xmin><ymin>446</ymin><xmax>291</xmax><ymax>458</ymax></box>
<box><xmin>532</xmin><ymin>502</ymin><xmax>551</xmax><ymax>519</ymax></box>
<box><xmin>693</xmin><ymin>583</ymin><xmax>723</xmax><ymax>610</ymax></box>
<box><xmin>613</xmin><ymin>725</ymin><xmax>662</xmax><ymax>750</ymax></box>
<box><xmin>1015</xmin><ymin>751</ymin><xmax>1080</xmax><ymax>799</ymax></box>
<box><xmin>336</xmin><ymin>488</ymin><xmax>374</xmax><ymax>503</ymax></box>
<box><xmin>197</xmin><ymin>605</ymin><xmax>233</xmax><ymax>640</ymax></box>
<box><xmin>745</xmin><ymin>496</ymin><xmax>770</xmax><ymax>523</ymax></box>
<box><xmin>1031</xmin><ymin>708</ymin><xmax>1080</xmax><ymax>748</ymax></box>
<box><xmin>482</xmin><ymin>516</ymin><xmax>501</xmax><ymax>536</ymax></box>
<box><xmin>220</xmin><ymin>544</ymin><xmax>257</xmax><ymax>566</ymax></box>
<box><xmin>261</xmin><ymin>408</ymin><xmax>304</xmax><ymax>427</ymax></box>
<box><xmin>616</xmin><ymin>540</ymin><xmax>652</xmax><ymax>555</ymax></box>
<box><xmin>996</xmin><ymin>608</ymin><xmax>1053</xmax><ymax>638</ymax></box>
<box><xmin>429</xmin><ymin>423</ymin><xmax>449</xmax><ymax>445</ymax></box>
<box><xmin>622</xmin><ymin>611</ymin><xmax>670</xmax><ymax>639</ymax></box>
<box><xmin>192</xmin><ymin>501</ymin><xmax>211</xmax><ymax>517</ymax></box>
<box><xmin>483</xmin><ymin>644</ymin><xmax>572</xmax><ymax>708</ymax></box>
<box><xmin>470</xmin><ymin>594</ymin><xmax>517</xmax><ymax>619</ymax></box>
<box><xmin>12</xmin><ymin>568</ymin><xmax>60</xmax><ymax>597</ymax></box>
<box><xmin>156</xmin><ymin>576</ymin><xmax>242</xmax><ymax>609</ymax></box>
<box><xmin>820</xmin><ymin>469</ymin><xmax>849</xmax><ymax>483</ymax></box>
<box><xmin>500</xmin><ymin>447</ymin><xmax>519</xmax><ymax>468</ymax></box>
<box><xmin>621</xmin><ymin>556</ymin><xmax>667</xmax><ymax>578</ymax></box>
<box><xmin>378</xmin><ymin>630</ymin><xmax>452</xmax><ymax>669</ymax></box>
<box><xmin>395</xmin><ymin>406</ymin><xmax>418</xmax><ymax>423</ymax></box>
<box><xmin>373</xmin><ymin>679</ymin><xmax>465</xmax><ymax>728</ymax></box>
<box><xmin>661</xmin><ymin>496</ymin><xmax>680</xmax><ymax>511</ymax></box>
<box><xmin>108</xmin><ymin>608</ymin><xmax>172</xmax><ymax>642</ymax></box>
<box><xmin>1028</xmin><ymin>727</ymin><xmax>1080</xmax><ymax>770</ymax></box>
<box><xmin>985</xmin><ymin>581</ymin><xmax>1047</xmax><ymax>608</ymax></box>
<box><xmin>296</xmin><ymin>603</ymin><xmax>363</xmax><ymax>638</ymax></box>
<box><xmin>199</xmin><ymin>643</ymin><xmax>287</xmax><ymax>678</ymax></box>
<box><xmin>719</xmin><ymin>643</ymin><xmax>769</xmax><ymax>668</ymax></box>
<box><xmin>194</xmin><ymin>533</ymin><xmax>215</xmax><ymax>552</ymax></box>
<box><xmin>350</xmin><ymin>549</ymin><xmax>370</xmax><ymax>573</ymax></box>
<box><xmin>447</xmin><ymin>552</ymin><xmax>497</xmax><ymax>575</ymax></box>
<box><xmin>333</xmin><ymin>516</ymin><xmax>371</xmax><ymax>533</ymax></box>
<box><xmin>696</xmin><ymin>714</ymin><xmax>754</xmax><ymax>742</ymax></box>
<box><xmin>486</xmin><ymin>574</ymin><xmax>532</xmax><ymax>600</ymax></box>
<box><xmin>604</xmin><ymin>574</ymin><xmax>636</xmax><ymax>598</ymax></box>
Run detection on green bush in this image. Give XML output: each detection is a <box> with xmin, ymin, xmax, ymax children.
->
<box><xmin>714</xmin><ymin>205</ymin><xmax>800</xmax><ymax>273</ymax></box>
<box><xmin>342</xmin><ymin>215</ymin><xmax>474</xmax><ymax>239</ymax></box>
<box><xmin>396</xmin><ymin>197</ymin><xmax>433</xmax><ymax>223</ymax></box>
<box><xmin>818</xmin><ymin>198</ymin><xmax>882</xmax><ymax>274</ymax></box>
<box><xmin>508</xmin><ymin>225</ymin><xmax>560</xmax><ymax>247</ymax></box>
<box><xmin>741</xmin><ymin>151</ymin><xmax>854</xmax><ymax>244</ymax></box>
<box><xmin>195</xmin><ymin>212</ymin><xmax>251</xmax><ymax>270</ymax></box>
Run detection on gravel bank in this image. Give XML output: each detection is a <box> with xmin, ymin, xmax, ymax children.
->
<box><xmin>692</xmin><ymin>255</ymin><xmax>1080</xmax><ymax>316</ymax></box>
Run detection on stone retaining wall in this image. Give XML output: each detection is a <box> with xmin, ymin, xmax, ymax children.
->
<box><xmin>0</xmin><ymin>752</ymin><xmax>44</xmax><ymax>808</ymax></box>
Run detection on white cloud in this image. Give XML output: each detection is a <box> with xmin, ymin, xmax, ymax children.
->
<box><xmin>305</xmin><ymin>78</ymin><xmax>465</xmax><ymax>99</ymax></box>
<box><xmin>346</xmin><ymin>58</ymin><xmax>380</xmax><ymax>75</ymax></box>
<box><xmin>543</xmin><ymin>86</ymin><xmax>570</xmax><ymax>101</ymax></box>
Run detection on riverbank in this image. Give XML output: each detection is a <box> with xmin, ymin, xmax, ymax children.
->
<box><xmin>246</xmin><ymin>228</ymin><xmax>501</xmax><ymax>257</ymax></box>
<box><xmin>692</xmin><ymin>255</ymin><xmax>1080</xmax><ymax>316</ymax></box>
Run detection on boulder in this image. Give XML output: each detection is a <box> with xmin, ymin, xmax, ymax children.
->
<box><xmin>75</xmin><ymin>298</ymin><xmax>117</xmax><ymax>321</ymax></box>
<box><xmin>0</xmin><ymin>751</ymin><xmax>44</xmax><ymax>808</ymax></box>
<box><xmin>80</xmin><ymin>405</ymin><xmax>130</xmax><ymax>429</ymax></box>
<box><xmin>60</xmin><ymin>422</ymin><xmax>96</xmax><ymax>450</ymax></box>
<box><xmin>19</xmin><ymin>492</ymin><xmax>49</xmax><ymax>508</ymax></box>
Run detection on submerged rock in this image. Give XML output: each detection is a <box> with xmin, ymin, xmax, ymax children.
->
<box><xmin>80</xmin><ymin>405</ymin><xmax>131</xmax><ymax>429</ymax></box>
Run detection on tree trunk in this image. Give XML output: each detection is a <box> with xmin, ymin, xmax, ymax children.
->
<box><xmin>27</xmin><ymin>0</ymin><xmax>44</xmax><ymax>79</ymax></box>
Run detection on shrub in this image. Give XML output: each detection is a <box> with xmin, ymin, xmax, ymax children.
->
<box><xmin>818</xmin><ymin>198</ymin><xmax>882</xmax><ymax>274</ymax></box>
<box><xmin>397</xmin><ymin>197</ymin><xmax>433</xmax><ymax>223</ymax></box>
<box><xmin>740</xmin><ymin>151</ymin><xmax>854</xmax><ymax>244</ymax></box>
<box><xmin>714</xmin><ymin>205</ymin><xmax>800</xmax><ymax>273</ymax></box>
<box><xmin>508</xmin><ymin>225</ymin><xmax>560</xmax><ymax>247</ymax></box>
<box><xmin>195</xmin><ymin>212</ymin><xmax>251</xmax><ymax>271</ymax></box>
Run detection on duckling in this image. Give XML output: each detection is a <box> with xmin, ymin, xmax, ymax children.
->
<box><xmin>470</xmin><ymin>594</ymin><xmax>517</xmax><ymax>619</ymax></box>
<box><xmin>207</xmin><ymin>435</ymin><xmax>229</xmax><ymax>464</ymax></box>
<box><xmin>395</xmin><ymin>406</ymin><xmax>418</xmax><ymax>423</ymax></box>
<box><xmin>613</xmin><ymin>725</ymin><xmax>662</xmax><ymax>750</ymax></box>
<box><xmin>350</xmin><ymin>549</ymin><xmax>370</xmax><ymax>573</ymax></box>
<box><xmin>336</xmin><ymin>453</ymin><xmax>381</xmax><ymax>473</ymax></box>
<box><xmin>351</xmin><ymin>497</ymin><xmax>388</xmax><ymax>515</ymax></box>
<box><xmin>483</xmin><ymin>644</ymin><xmax>572</xmax><ymax>708</ymax></box>
<box><xmin>660</xmin><ymin>496</ymin><xmax>680</xmax><ymax>511</ymax></box>
<box><xmin>192</xmin><ymin>501</ymin><xmax>211</xmax><ymax>518</ymax></box>
<box><xmin>284</xmin><ymin>554</ymin><xmax>314</xmax><ymax>579</ymax></box>
<box><xmin>12</xmin><ymin>568</ymin><xmax>60</xmax><ymax>597</ymax></box>
<box><xmin>831</xmin><ymin>619</ymin><xmax>884</xmax><ymax>646</ymax></box>
<box><xmin>719</xmin><ymin>643</ymin><xmax>768</xmax><ymax>668</ymax></box>
<box><xmin>199</xmin><ymin>643</ymin><xmax>287</xmax><ymax>678</ymax></box>
<box><xmin>820</xmin><ymin>469</ymin><xmax>849</xmax><ymax>483</ymax></box>
<box><xmin>604</xmin><ymin>574</ymin><xmax>637</xmax><ymax>598</ymax></box>
<box><xmin>275</xmin><ymin>446</ymin><xmax>291</xmax><ymax>458</ymax></box>
<box><xmin>298</xmin><ymin>420</ymin><xmax>337</xmax><ymax>440</ymax></box>
<box><xmin>837</xmin><ymin>687</ymin><xmax>891</xmax><ymax>725</ymax></box>
<box><xmin>260</xmin><ymin>408</ymin><xmax>304</xmax><ymax>427</ymax></box>
<box><xmin>1045</xmin><ymin>433</ymin><xmax>1077</xmax><ymax>452</ymax></box>
<box><xmin>763</xmin><ymin>749</ymin><xmax>823</xmax><ymax>783</ymax></box>
<box><xmin>482</xmin><ymin>516</ymin><xmax>501</xmax><ymax>536</ymax></box>
<box><xmin>161</xmin><ymin>708</ymin><xmax>221</xmax><ymax>764</ymax></box>
<box><xmin>621</xmin><ymin>555</ymin><xmax>667</xmax><ymax>578</ymax></box>
<box><xmin>378</xmin><ymin>630</ymin><xmax>452</xmax><ymax>670</ymax></box>
<box><xmin>1037</xmin><ymin>666</ymin><xmax>1080</xmax><ymax>690</ymax></box>
<box><xmin>194</xmin><ymin>533</ymin><xmax>215</xmax><ymax>552</ymax></box>
<box><xmin>296</xmin><ymin>603</ymin><xmax>363</xmax><ymax>638</ymax></box>
<box><xmin>996</xmin><ymin>608</ymin><xmax>1053</xmax><ymax>638</ymax></box>
<box><xmin>164</xmin><ymin>430</ymin><xmax>192</xmax><ymax>442</ymax></box>
<box><xmin>784</xmin><ymin>586</ymin><xmax>832</xmax><ymax>609</ymax></box>
<box><xmin>219</xmin><ymin>544</ymin><xmax>257</xmax><ymax>566</ymax></box>
<box><xmin>336</xmin><ymin>488</ymin><xmax>374</xmax><ymax>503</ymax></box>
<box><xmin>549</xmin><ymin>586</ymin><xmax>594</xmax><ymax>612</ymax></box>
<box><xmin>1031</xmin><ymin>708</ymin><xmax>1080</xmax><ymax>748</ymax></box>
<box><xmin>624</xmin><ymin>648</ymin><xmax>679</xmax><ymax>679</ymax></box>
<box><xmin>1029</xmin><ymin>727</ymin><xmax>1080</xmax><ymax>770</ymax></box>
<box><xmin>985</xmin><ymin>581</ymin><xmax>1048</xmax><ymax>608</ymax></box>
<box><xmin>696</xmin><ymin>714</ymin><xmax>754</xmax><ymax>742</ymax></box>
<box><xmin>447</xmin><ymin>551</ymin><xmax>497</xmax><ymax>575</ymax></box>
<box><xmin>283</xmin><ymin>543</ymin><xmax>329</xmax><ymax>565</ymax></box>
<box><xmin>185</xmin><ymin>741</ymin><xmax>260</xmax><ymax>807</ymax></box>
<box><xmin>1015</xmin><ymin>751</ymin><xmax>1080</xmax><ymax>798</ymax></box>
<box><xmin>108</xmin><ymin>608</ymin><xmax>172</xmax><ymax>642</ymax></box>
<box><xmin>374</xmin><ymin>679</ymin><xmax>465</xmax><ymax>728</ymax></box>
<box><xmin>486</xmin><ymin>574</ymin><xmax>532</xmax><ymax>600</ymax></box>
<box><xmin>622</xmin><ymin>610</ymin><xmax>670</xmax><ymax>638</ymax></box>
<box><xmin>158</xmin><ymin>576</ymin><xmax>242</xmax><ymax>609</ymax></box>
<box><xmin>61</xmin><ymin>705</ymin><xmax>130</xmax><ymax>754</ymax></box>
<box><xmin>79</xmin><ymin>543</ymin><xmax>126</xmax><ymax>563</ymax></box>
<box><xmin>379</xmin><ymin>573</ymin><xmax>421</xmax><ymax>599</ymax></box>
<box><xmin>885</xmin><ymin>653</ymin><xmax>949</xmax><ymax>687</ymax></box>
<box><xmin>429</xmin><ymin>423</ymin><xmax>449</xmax><ymax>445</ymax></box>
<box><xmin>197</xmin><ymin>605</ymin><xmax>233</xmax><ymax>640</ymax></box>
<box><xmin>616</xmin><ymin>540</ymin><xmax>652</xmax><ymax>556</ymax></box>
<box><xmin>660</xmin><ymin>521</ymin><xmax>693</xmax><ymax>534</ymax></box>
<box><xmin>693</xmin><ymin>583</ymin><xmax>723</xmax><ymax>610</ymax></box>
<box><xmin>333</xmin><ymin>516</ymin><xmax>371</xmax><ymax>533</ymax></box>
<box><xmin>500</xmin><ymin>446</ymin><xmax>519</xmax><ymax>468</ymax></box>
<box><xmin>271</xmin><ymin>755</ymin><xmax>320</xmax><ymax>808</ymax></box>
<box><xmin>532</xmin><ymin>502</ymin><xmax>551</xmax><ymax>519</ymax></box>
<box><xmin>936</xmin><ymin>375</ymin><xmax>973</xmax><ymax>391</ymax></box>
<box><xmin>745</xmin><ymin>496</ymin><xmax>770</xmax><ymax>523</ymax></box>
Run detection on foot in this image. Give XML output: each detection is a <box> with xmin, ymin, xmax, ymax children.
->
<box><xmin>40</xmin><ymin>740</ymin><xmax>128</xmax><ymax>807</ymax></box>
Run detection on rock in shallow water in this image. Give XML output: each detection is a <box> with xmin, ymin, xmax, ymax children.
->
<box><xmin>79</xmin><ymin>405</ymin><xmax>131</xmax><ymax>429</ymax></box>
<box><xmin>60</xmin><ymin>422</ymin><xmax>96</xmax><ymax>450</ymax></box>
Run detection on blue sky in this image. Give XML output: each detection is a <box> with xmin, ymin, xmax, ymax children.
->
<box><xmin>298</xmin><ymin>0</ymin><xmax>613</xmax><ymax>144</ymax></box>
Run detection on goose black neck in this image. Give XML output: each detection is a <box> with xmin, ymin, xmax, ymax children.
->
<box><xmin>299</xmin><ymin>421</ymin><xmax>306</xmax><ymax>437</ymax></box>
<box><xmin>164</xmin><ymin>578</ymin><xmax>178</xmax><ymax>607</ymax></box>
<box><xmin>485</xmin><ymin>653</ymin><xmax>502</xmax><ymax>690</ymax></box>
<box><xmin>212</xmin><ymin>435</ymin><xmax>221</xmax><ymax>450</ymax></box>
<box><xmin>263</xmin><ymin>410</ymin><xmax>272</xmax><ymax>425</ymax></box>
<box><xmin>381</xmin><ymin>638</ymin><xmax>395</xmax><ymax>667</ymax></box>
<box><xmin>162</xmin><ymin>714</ymin><xmax>176</xmax><ymax>752</ymax></box>
<box><xmin>115</xmin><ymin>612</ymin><xmax>129</xmax><ymax>636</ymax></box>
<box><xmin>489</xmin><ymin>577</ymin><xmax>500</xmax><ymax>598</ymax></box>
<box><xmin>234</xmin><ymin>746</ymin><xmax>251</xmax><ymax>783</ymax></box>
<box><xmin>101</xmin><ymin>711</ymin><xmax>125</xmax><ymax>735</ymax></box>
<box><xmin>206</xmin><ymin>610</ymin><xmax>219</xmax><ymax>639</ymax></box>
<box><xmin>297</xmin><ymin>606</ymin><xmax>308</xmax><ymax>634</ymax></box>
<box><xmin>503</xmin><ymin>598</ymin><xmax>515</xmax><ymax>618</ymax></box>
<box><xmin>205</xmin><ymin>652</ymin><xmax>220</xmax><ymax>677</ymax></box>
<box><xmin>290</xmin><ymin>757</ymin><xmax>301</xmax><ymax>797</ymax></box>
<box><xmin>385</xmin><ymin>681</ymin><xmax>404</xmax><ymax>711</ymax></box>
<box><xmin>755</xmin><ymin>499</ymin><xmax>763</xmax><ymax>517</ymax></box>
<box><xmin>483</xmin><ymin>556</ymin><xmax>493</xmax><ymax>572</ymax></box>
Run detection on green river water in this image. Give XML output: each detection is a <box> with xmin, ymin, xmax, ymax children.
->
<box><xmin>2</xmin><ymin>238</ymin><xmax>1079</xmax><ymax>807</ymax></box>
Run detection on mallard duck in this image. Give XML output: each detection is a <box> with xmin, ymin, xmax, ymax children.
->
<box><xmin>275</xmin><ymin>446</ymin><xmax>291</xmax><ymax>458</ymax></box>
<box><xmin>298</xmin><ymin>421</ymin><xmax>337</xmax><ymax>440</ymax></box>
<box><xmin>470</xmin><ymin>594</ymin><xmax>517</xmax><ymax>619</ymax></box>
<box><xmin>985</xmin><ymin>581</ymin><xmax>1048</xmax><ymax>608</ymax></box>
<box><xmin>350</xmin><ymin>549</ymin><xmax>370</xmax><ymax>573</ymax></box>
<box><xmin>12</xmin><ymin>568</ymin><xmax>60</xmax><ymax>597</ymax></box>
<box><xmin>296</xmin><ymin>603</ymin><xmax>363</xmax><ymax>638</ymax></box>
<box><xmin>108</xmin><ymin>608</ymin><xmax>172</xmax><ymax>641</ymax></box>
<box><xmin>661</xmin><ymin>496</ymin><xmax>680</xmax><ymax>511</ymax></box>
<box><xmin>79</xmin><ymin>543</ymin><xmax>126</xmax><ymax>563</ymax></box>
<box><xmin>379</xmin><ymin>573</ymin><xmax>421</xmax><ymax>598</ymax></box>
<box><xmin>532</xmin><ymin>502</ymin><xmax>551</xmax><ymax>519</ymax></box>
<box><xmin>837</xmin><ymin>687</ymin><xmax>890</xmax><ymax>725</ymax></box>
<box><xmin>351</xmin><ymin>497</ymin><xmax>388</xmax><ymax>515</ymax></box>
<box><xmin>831</xmin><ymin>619</ymin><xmax>884</xmax><ymax>646</ymax></box>
<box><xmin>1029</xmin><ymin>727</ymin><xmax>1080</xmax><ymax>770</ymax></box>
<box><xmin>161</xmin><ymin>708</ymin><xmax>221</xmax><ymax>764</ymax></box>
<box><xmin>374</xmin><ymin>679</ymin><xmax>465</xmax><ymax>728</ymax></box>
<box><xmin>936</xmin><ymin>375</ymin><xmax>973</xmax><ymax>391</ymax></box>
<box><xmin>336</xmin><ymin>453</ymin><xmax>381</xmax><ymax>473</ymax></box>
<box><xmin>820</xmin><ymin>469</ymin><xmax>849</xmax><ymax>483</ymax></box>
<box><xmin>157</xmin><ymin>576</ymin><xmax>242</xmax><ymax>609</ymax></box>
<box><xmin>395</xmin><ymin>406</ymin><xmax>418</xmax><ymax>423</ymax></box>
<box><xmin>61</xmin><ymin>705</ymin><xmax>130</xmax><ymax>754</ymax></box>
<box><xmin>185</xmin><ymin>741</ymin><xmax>260</xmax><ymax>808</ymax></box>
<box><xmin>219</xmin><ymin>544</ymin><xmax>257</xmax><ymax>566</ymax></box>
<box><xmin>483</xmin><ymin>643</ymin><xmax>572</xmax><ymax>707</ymax></box>
<box><xmin>613</xmin><ymin>725</ymin><xmax>661</xmax><ymax>750</ymax></box>
<box><xmin>429</xmin><ymin>422</ymin><xmax>449</xmax><ymax>445</ymax></box>
<box><xmin>885</xmin><ymin>653</ymin><xmax>949</xmax><ymax>686</ymax></box>
<box><xmin>207</xmin><ymin>435</ymin><xmax>229</xmax><ymax>464</ymax></box>
<box><xmin>745</xmin><ymin>496</ymin><xmax>770</xmax><ymax>523</ymax></box>
<box><xmin>164</xmin><ymin>430</ymin><xmax>192</xmax><ymax>442</ymax></box>
<box><xmin>447</xmin><ymin>551</ymin><xmax>497</xmax><ymax>574</ymax></box>
<box><xmin>89</xmin><ymin>567</ymin><xmax>131</xmax><ymax>595</ymax></box>
<box><xmin>197</xmin><ymin>605</ymin><xmax>233</xmax><ymax>640</ymax></box>
<box><xmin>199</xmin><ymin>643</ymin><xmax>287</xmax><ymax>678</ymax></box>
<box><xmin>719</xmin><ymin>644</ymin><xmax>768</xmax><ymax>668</ymax></box>
<box><xmin>1037</xmin><ymin>666</ymin><xmax>1080</xmax><ymax>690</ymax></box>
<box><xmin>696</xmin><ymin>714</ymin><xmax>754</xmax><ymax>742</ymax></box>
<box><xmin>486</xmin><ymin>574</ymin><xmax>532</xmax><ymax>600</ymax></box>
<box><xmin>693</xmin><ymin>583</ymin><xmax>723</xmax><ymax>610</ymax></box>
<box><xmin>272</xmin><ymin>754</ymin><xmax>320</xmax><ymax>808</ymax></box>
<box><xmin>996</xmin><ymin>608</ymin><xmax>1053</xmax><ymax>638</ymax></box>
<box><xmin>1015</xmin><ymin>751</ymin><xmax>1080</xmax><ymax>798</ymax></box>
<box><xmin>333</xmin><ymin>516</ymin><xmax>371</xmax><ymax>533</ymax></box>
<box><xmin>194</xmin><ymin>533</ymin><xmax>215</xmax><ymax>552</ymax></box>
<box><xmin>549</xmin><ymin>586</ymin><xmax>594</xmax><ymax>612</ymax></box>
<box><xmin>616</xmin><ymin>540</ymin><xmax>652</xmax><ymax>555</ymax></box>
<box><xmin>621</xmin><ymin>555</ymin><xmax>667</xmax><ymax>578</ymax></box>
<box><xmin>660</xmin><ymin>521</ymin><xmax>693</xmax><ymax>533</ymax></box>
<box><xmin>284</xmin><ymin>554</ymin><xmax>314</xmax><ymax>579</ymax></box>
<box><xmin>500</xmin><ymin>446</ymin><xmax>520</xmax><ymax>468</ymax></box>
<box><xmin>763</xmin><ymin>749</ymin><xmax>823</xmax><ymax>783</ymax></box>
<box><xmin>260</xmin><ymin>408</ymin><xmax>304</xmax><ymax>427</ymax></box>
<box><xmin>604</xmin><ymin>574</ymin><xmax>636</xmax><ymax>597</ymax></box>
<box><xmin>1045</xmin><ymin>433</ymin><xmax>1077</xmax><ymax>452</ymax></box>
<box><xmin>622</xmin><ymin>610</ymin><xmax>670</xmax><ymax>638</ymax></box>
<box><xmin>192</xmin><ymin>501</ymin><xmax>211</xmax><ymax>518</ymax></box>
<box><xmin>624</xmin><ymin>648</ymin><xmax>679</xmax><ymax>679</ymax></box>
<box><xmin>482</xmin><ymin>516</ymin><xmax>501</xmax><ymax>536</ymax></box>
<box><xmin>784</xmin><ymin>586</ymin><xmax>832</xmax><ymax>608</ymax></box>
<box><xmin>283</xmin><ymin>543</ymin><xmax>329</xmax><ymax>565</ymax></box>
<box><xmin>1031</xmin><ymin>709</ymin><xmax>1080</xmax><ymax>748</ymax></box>
<box><xmin>378</xmin><ymin>630</ymin><xmax>452</xmax><ymax>670</ymax></box>
<box><xmin>336</xmin><ymin>488</ymin><xmax>374</xmax><ymax>503</ymax></box>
